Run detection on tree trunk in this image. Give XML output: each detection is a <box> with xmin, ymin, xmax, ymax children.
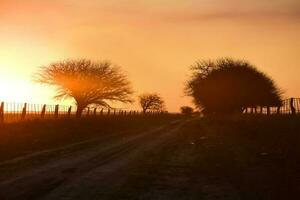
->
<box><xmin>143</xmin><ymin>108</ymin><xmax>147</xmax><ymax>114</ymax></box>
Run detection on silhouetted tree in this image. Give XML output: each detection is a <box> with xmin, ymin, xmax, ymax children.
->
<box><xmin>180</xmin><ymin>106</ymin><xmax>194</xmax><ymax>115</ymax></box>
<box><xmin>35</xmin><ymin>59</ymin><xmax>133</xmax><ymax>117</ymax></box>
<box><xmin>139</xmin><ymin>93</ymin><xmax>165</xmax><ymax>114</ymax></box>
<box><xmin>185</xmin><ymin>58</ymin><xmax>282</xmax><ymax>115</ymax></box>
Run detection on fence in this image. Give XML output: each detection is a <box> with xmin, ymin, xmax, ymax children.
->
<box><xmin>244</xmin><ymin>98</ymin><xmax>300</xmax><ymax>115</ymax></box>
<box><xmin>0</xmin><ymin>102</ymin><xmax>158</xmax><ymax>123</ymax></box>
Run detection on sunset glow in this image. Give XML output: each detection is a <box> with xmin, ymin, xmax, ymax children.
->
<box><xmin>1</xmin><ymin>0</ymin><xmax>300</xmax><ymax>111</ymax></box>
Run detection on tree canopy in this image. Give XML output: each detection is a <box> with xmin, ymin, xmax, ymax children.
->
<box><xmin>180</xmin><ymin>106</ymin><xmax>194</xmax><ymax>115</ymax></box>
<box><xmin>185</xmin><ymin>58</ymin><xmax>282</xmax><ymax>114</ymax></box>
<box><xmin>139</xmin><ymin>93</ymin><xmax>165</xmax><ymax>113</ymax></box>
<box><xmin>35</xmin><ymin>59</ymin><xmax>133</xmax><ymax>116</ymax></box>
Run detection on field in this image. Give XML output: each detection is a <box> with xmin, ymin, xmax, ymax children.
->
<box><xmin>0</xmin><ymin>115</ymin><xmax>299</xmax><ymax>199</ymax></box>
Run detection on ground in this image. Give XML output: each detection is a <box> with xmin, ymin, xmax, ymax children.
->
<box><xmin>0</xmin><ymin>115</ymin><xmax>299</xmax><ymax>200</ymax></box>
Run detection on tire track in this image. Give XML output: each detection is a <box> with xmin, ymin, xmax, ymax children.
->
<box><xmin>0</xmin><ymin>119</ymin><xmax>187</xmax><ymax>200</ymax></box>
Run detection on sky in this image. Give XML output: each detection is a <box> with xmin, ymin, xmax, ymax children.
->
<box><xmin>0</xmin><ymin>0</ymin><xmax>300</xmax><ymax>111</ymax></box>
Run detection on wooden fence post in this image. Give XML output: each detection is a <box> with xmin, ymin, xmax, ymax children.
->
<box><xmin>290</xmin><ymin>98</ymin><xmax>296</xmax><ymax>115</ymax></box>
<box><xmin>93</xmin><ymin>108</ymin><xmax>97</xmax><ymax>116</ymax></box>
<box><xmin>67</xmin><ymin>106</ymin><xmax>72</xmax><ymax>118</ymax></box>
<box><xmin>87</xmin><ymin>107</ymin><xmax>90</xmax><ymax>116</ymax></box>
<box><xmin>41</xmin><ymin>104</ymin><xmax>46</xmax><ymax>118</ymax></box>
<box><xmin>267</xmin><ymin>106</ymin><xmax>270</xmax><ymax>115</ymax></box>
<box><xmin>0</xmin><ymin>102</ymin><xmax>4</xmax><ymax>122</ymax></box>
<box><xmin>54</xmin><ymin>104</ymin><xmax>59</xmax><ymax>118</ymax></box>
<box><xmin>107</xmin><ymin>109</ymin><xmax>110</xmax><ymax>116</ymax></box>
<box><xmin>21</xmin><ymin>103</ymin><xmax>27</xmax><ymax>120</ymax></box>
<box><xmin>277</xmin><ymin>106</ymin><xmax>281</xmax><ymax>114</ymax></box>
<box><xmin>100</xmin><ymin>108</ymin><xmax>103</xmax><ymax>116</ymax></box>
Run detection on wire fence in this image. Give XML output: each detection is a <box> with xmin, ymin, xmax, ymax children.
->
<box><xmin>0</xmin><ymin>98</ymin><xmax>298</xmax><ymax>122</ymax></box>
<box><xmin>243</xmin><ymin>98</ymin><xmax>300</xmax><ymax>115</ymax></box>
<box><xmin>0</xmin><ymin>101</ymin><xmax>160</xmax><ymax>123</ymax></box>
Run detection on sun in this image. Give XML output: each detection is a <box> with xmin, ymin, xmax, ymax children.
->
<box><xmin>0</xmin><ymin>71</ymin><xmax>59</xmax><ymax>106</ymax></box>
<box><xmin>0</xmin><ymin>78</ymin><xmax>34</xmax><ymax>103</ymax></box>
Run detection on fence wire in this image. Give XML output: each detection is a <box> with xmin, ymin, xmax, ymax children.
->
<box><xmin>0</xmin><ymin>102</ymin><xmax>156</xmax><ymax>123</ymax></box>
<box><xmin>244</xmin><ymin>98</ymin><xmax>300</xmax><ymax>115</ymax></box>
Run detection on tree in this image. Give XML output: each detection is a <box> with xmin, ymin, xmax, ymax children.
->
<box><xmin>35</xmin><ymin>59</ymin><xmax>133</xmax><ymax>117</ymax></box>
<box><xmin>180</xmin><ymin>106</ymin><xmax>194</xmax><ymax>115</ymax></box>
<box><xmin>185</xmin><ymin>58</ymin><xmax>282</xmax><ymax>115</ymax></box>
<box><xmin>139</xmin><ymin>93</ymin><xmax>165</xmax><ymax>113</ymax></box>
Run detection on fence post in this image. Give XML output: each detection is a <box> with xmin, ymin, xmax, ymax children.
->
<box><xmin>100</xmin><ymin>108</ymin><xmax>103</xmax><ymax>116</ymax></box>
<box><xmin>87</xmin><ymin>107</ymin><xmax>90</xmax><ymax>116</ymax></box>
<box><xmin>68</xmin><ymin>106</ymin><xmax>72</xmax><ymax>118</ymax></box>
<box><xmin>267</xmin><ymin>106</ymin><xmax>270</xmax><ymax>115</ymax></box>
<box><xmin>93</xmin><ymin>108</ymin><xmax>97</xmax><ymax>116</ymax></box>
<box><xmin>277</xmin><ymin>106</ymin><xmax>281</xmax><ymax>114</ymax></box>
<box><xmin>21</xmin><ymin>103</ymin><xmax>27</xmax><ymax>120</ymax></box>
<box><xmin>107</xmin><ymin>109</ymin><xmax>110</xmax><ymax>116</ymax></box>
<box><xmin>41</xmin><ymin>104</ymin><xmax>46</xmax><ymax>118</ymax></box>
<box><xmin>114</xmin><ymin>109</ymin><xmax>116</xmax><ymax>115</ymax></box>
<box><xmin>54</xmin><ymin>104</ymin><xmax>59</xmax><ymax>118</ymax></box>
<box><xmin>290</xmin><ymin>98</ymin><xmax>296</xmax><ymax>115</ymax></box>
<box><xmin>0</xmin><ymin>102</ymin><xmax>4</xmax><ymax>122</ymax></box>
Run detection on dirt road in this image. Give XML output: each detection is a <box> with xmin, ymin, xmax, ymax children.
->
<box><xmin>1</xmin><ymin>116</ymin><xmax>298</xmax><ymax>200</ymax></box>
<box><xmin>0</xmin><ymin>119</ymin><xmax>190</xmax><ymax>200</ymax></box>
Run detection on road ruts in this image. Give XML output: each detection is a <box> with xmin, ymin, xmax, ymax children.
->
<box><xmin>0</xmin><ymin>119</ymin><xmax>188</xmax><ymax>200</ymax></box>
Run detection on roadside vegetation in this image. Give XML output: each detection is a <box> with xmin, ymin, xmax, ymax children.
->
<box><xmin>107</xmin><ymin>115</ymin><xmax>300</xmax><ymax>199</ymax></box>
<box><xmin>138</xmin><ymin>93</ymin><xmax>165</xmax><ymax>114</ymax></box>
<box><xmin>0</xmin><ymin>114</ymin><xmax>182</xmax><ymax>162</ymax></box>
<box><xmin>35</xmin><ymin>59</ymin><xmax>133</xmax><ymax>117</ymax></box>
<box><xmin>185</xmin><ymin>58</ymin><xmax>282</xmax><ymax>115</ymax></box>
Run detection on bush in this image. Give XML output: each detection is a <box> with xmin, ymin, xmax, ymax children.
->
<box><xmin>185</xmin><ymin>58</ymin><xmax>282</xmax><ymax>114</ymax></box>
<box><xmin>180</xmin><ymin>106</ymin><xmax>194</xmax><ymax>115</ymax></box>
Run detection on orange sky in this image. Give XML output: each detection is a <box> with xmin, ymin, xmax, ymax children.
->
<box><xmin>0</xmin><ymin>0</ymin><xmax>300</xmax><ymax>111</ymax></box>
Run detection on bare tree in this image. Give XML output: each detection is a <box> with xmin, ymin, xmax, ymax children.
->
<box><xmin>35</xmin><ymin>59</ymin><xmax>133</xmax><ymax>117</ymax></box>
<box><xmin>139</xmin><ymin>93</ymin><xmax>165</xmax><ymax>114</ymax></box>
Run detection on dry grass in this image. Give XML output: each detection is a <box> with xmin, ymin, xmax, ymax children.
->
<box><xmin>0</xmin><ymin>114</ymin><xmax>182</xmax><ymax>162</ymax></box>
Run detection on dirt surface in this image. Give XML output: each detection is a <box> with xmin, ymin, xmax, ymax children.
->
<box><xmin>1</xmin><ymin>116</ymin><xmax>298</xmax><ymax>200</ymax></box>
<box><xmin>0</xmin><ymin>119</ymin><xmax>202</xmax><ymax>200</ymax></box>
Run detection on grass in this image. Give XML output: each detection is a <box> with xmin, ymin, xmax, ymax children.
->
<box><xmin>105</xmin><ymin>115</ymin><xmax>300</xmax><ymax>200</ymax></box>
<box><xmin>1</xmin><ymin>114</ymin><xmax>299</xmax><ymax>199</ymax></box>
<box><xmin>0</xmin><ymin>114</ymin><xmax>183</xmax><ymax>162</ymax></box>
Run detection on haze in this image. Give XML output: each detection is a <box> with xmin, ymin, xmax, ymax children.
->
<box><xmin>0</xmin><ymin>0</ymin><xmax>300</xmax><ymax>111</ymax></box>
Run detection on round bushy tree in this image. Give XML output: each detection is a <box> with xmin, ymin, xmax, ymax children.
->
<box><xmin>185</xmin><ymin>58</ymin><xmax>282</xmax><ymax>114</ymax></box>
<box><xmin>180</xmin><ymin>106</ymin><xmax>194</xmax><ymax>115</ymax></box>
